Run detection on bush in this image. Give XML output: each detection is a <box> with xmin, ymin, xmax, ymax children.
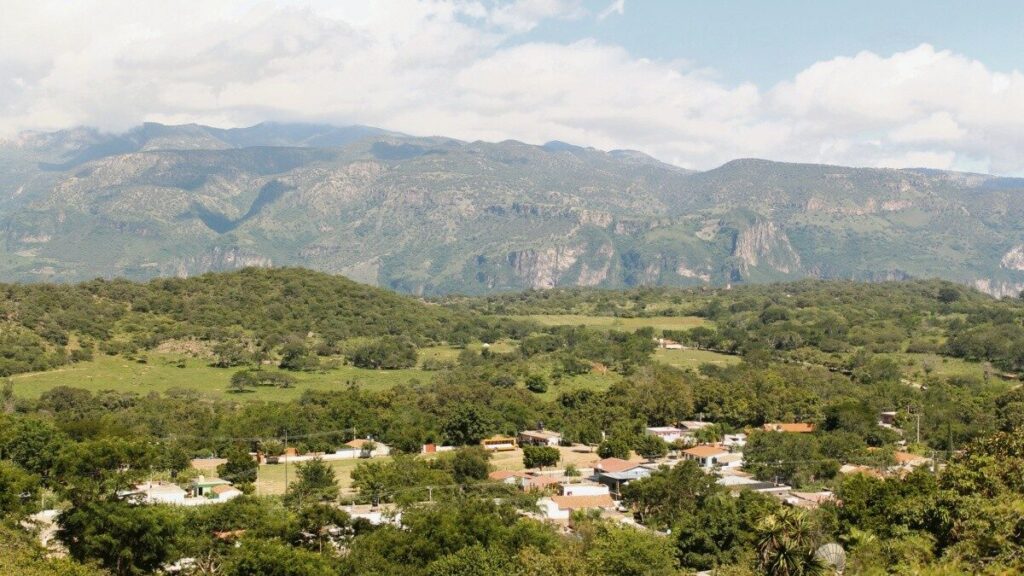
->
<box><xmin>349</xmin><ymin>337</ymin><xmax>417</xmax><ymax>369</ymax></box>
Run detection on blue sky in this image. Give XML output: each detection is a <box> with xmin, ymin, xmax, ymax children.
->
<box><xmin>2</xmin><ymin>0</ymin><xmax>1023</xmax><ymax>174</ymax></box>
<box><xmin>523</xmin><ymin>0</ymin><xmax>1024</xmax><ymax>87</ymax></box>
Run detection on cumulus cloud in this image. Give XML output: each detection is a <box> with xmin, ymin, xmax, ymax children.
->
<box><xmin>1</xmin><ymin>1</ymin><xmax>1022</xmax><ymax>174</ymax></box>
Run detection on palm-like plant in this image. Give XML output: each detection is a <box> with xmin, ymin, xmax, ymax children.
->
<box><xmin>756</xmin><ymin>508</ymin><xmax>827</xmax><ymax>576</ymax></box>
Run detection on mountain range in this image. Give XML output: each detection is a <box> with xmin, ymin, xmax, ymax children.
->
<box><xmin>2</xmin><ymin>122</ymin><xmax>1023</xmax><ymax>296</ymax></box>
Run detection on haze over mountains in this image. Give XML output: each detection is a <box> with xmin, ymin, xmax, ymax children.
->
<box><xmin>1</xmin><ymin>122</ymin><xmax>1023</xmax><ymax>296</ymax></box>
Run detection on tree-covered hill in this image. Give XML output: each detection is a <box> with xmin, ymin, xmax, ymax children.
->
<box><xmin>0</xmin><ymin>267</ymin><xmax>522</xmax><ymax>376</ymax></box>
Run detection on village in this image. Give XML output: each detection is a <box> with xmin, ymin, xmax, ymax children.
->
<box><xmin>72</xmin><ymin>411</ymin><xmax>933</xmax><ymax>537</ymax></box>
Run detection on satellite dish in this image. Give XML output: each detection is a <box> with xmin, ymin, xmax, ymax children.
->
<box><xmin>815</xmin><ymin>543</ymin><xmax>846</xmax><ymax>574</ymax></box>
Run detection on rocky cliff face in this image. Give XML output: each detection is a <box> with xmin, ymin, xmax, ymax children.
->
<box><xmin>732</xmin><ymin>220</ymin><xmax>801</xmax><ymax>275</ymax></box>
<box><xmin>1001</xmin><ymin>246</ymin><xmax>1024</xmax><ymax>271</ymax></box>
<box><xmin>506</xmin><ymin>246</ymin><xmax>583</xmax><ymax>289</ymax></box>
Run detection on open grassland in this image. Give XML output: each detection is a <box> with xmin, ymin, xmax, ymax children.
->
<box><xmin>9</xmin><ymin>353</ymin><xmax>429</xmax><ymax>401</ymax></box>
<box><xmin>654</xmin><ymin>347</ymin><xmax>741</xmax><ymax>370</ymax></box>
<box><xmin>515</xmin><ymin>314</ymin><xmax>706</xmax><ymax>334</ymax></box>
<box><xmin>8</xmin><ymin>342</ymin><xmax>613</xmax><ymax>401</ymax></box>
<box><xmin>890</xmin><ymin>353</ymin><xmax>994</xmax><ymax>381</ymax></box>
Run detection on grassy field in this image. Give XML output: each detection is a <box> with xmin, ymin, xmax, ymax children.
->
<box><xmin>516</xmin><ymin>314</ymin><xmax>706</xmax><ymax>334</ymax></box>
<box><xmin>654</xmin><ymin>347</ymin><xmax>741</xmax><ymax>370</ymax></box>
<box><xmin>889</xmin><ymin>352</ymin><xmax>992</xmax><ymax>382</ymax></box>
<box><xmin>8</xmin><ymin>341</ymin><xmax>615</xmax><ymax>401</ymax></box>
<box><xmin>9</xmin><ymin>353</ymin><xmax>429</xmax><ymax>401</ymax></box>
<box><xmin>192</xmin><ymin>456</ymin><xmax>389</xmax><ymax>496</ymax></box>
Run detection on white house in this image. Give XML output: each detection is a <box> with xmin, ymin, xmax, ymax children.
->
<box><xmin>518</xmin><ymin>429</ymin><xmax>562</xmax><ymax>447</ymax></box>
<box><xmin>560</xmin><ymin>482</ymin><xmax>610</xmax><ymax>497</ymax></box>
<box><xmin>723</xmin><ymin>433</ymin><xmax>747</xmax><ymax>448</ymax></box>
<box><xmin>682</xmin><ymin>445</ymin><xmax>739</xmax><ymax>472</ymax></box>
<box><xmin>645</xmin><ymin>426</ymin><xmax>685</xmax><ymax>443</ymax></box>
<box><xmin>130</xmin><ymin>482</ymin><xmax>188</xmax><ymax>505</ymax></box>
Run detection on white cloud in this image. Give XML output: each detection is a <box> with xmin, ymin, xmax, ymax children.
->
<box><xmin>1</xmin><ymin>2</ymin><xmax>1023</xmax><ymax>174</ymax></box>
<box><xmin>597</xmin><ymin>0</ymin><xmax>625</xmax><ymax>21</ymax></box>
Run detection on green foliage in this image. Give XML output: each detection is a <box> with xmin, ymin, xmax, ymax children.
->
<box><xmin>620</xmin><ymin>460</ymin><xmax>720</xmax><ymax>530</ymax></box>
<box><xmin>635</xmin><ymin>434</ymin><xmax>668</xmax><ymax>461</ymax></box>
<box><xmin>217</xmin><ymin>445</ymin><xmax>258</xmax><ymax>485</ymax></box>
<box><xmin>349</xmin><ymin>336</ymin><xmax>418</xmax><ymax>369</ymax></box>
<box><xmin>58</xmin><ymin>500</ymin><xmax>181</xmax><ymax>576</ymax></box>
<box><xmin>220</xmin><ymin>538</ymin><xmax>336</xmax><ymax>576</ymax></box>
<box><xmin>586</xmin><ymin>523</ymin><xmax>679</xmax><ymax>576</ymax></box>
<box><xmin>743</xmin><ymin>431</ymin><xmax>838</xmax><ymax>488</ymax></box>
<box><xmin>285</xmin><ymin>458</ymin><xmax>339</xmax><ymax>506</ymax></box>
<box><xmin>522</xmin><ymin>445</ymin><xmax>560</xmax><ymax>469</ymax></box>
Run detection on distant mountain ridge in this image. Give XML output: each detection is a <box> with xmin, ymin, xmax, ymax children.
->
<box><xmin>1</xmin><ymin>122</ymin><xmax>1022</xmax><ymax>296</ymax></box>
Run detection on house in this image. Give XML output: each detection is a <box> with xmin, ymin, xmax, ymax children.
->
<box><xmin>560</xmin><ymin>482</ymin><xmax>609</xmax><ymax>497</ymax></box>
<box><xmin>344</xmin><ymin>439</ymin><xmax>390</xmax><ymax>458</ymax></box>
<box><xmin>129</xmin><ymin>482</ymin><xmax>188</xmax><ymax>505</ymax></box>
<box><xmin>645</xmin><ymin>426</ymin><xmax>686</xmax><ymax>443</ymax></box>
<box><xmin>679</xmin><ymin>421</ymin><xmax>714</xmax><ymax>432</ymax></box>
<box><xmin>784</xmin><ymin>491</ymin><xmax>836</xmax><ymax>510</ymax></box>
<box><xmin>593</xmin><ymin>457</ymin><xmax>643</xmax><ymax>474</ymax></box>
<box><xmin>518</xmin><ymin>429</ymin><xmax>562</xmax><ymax>447</ymax></box>
<box><xmin>522</xmin><ymin>475</ymin><xmax>563</xmax><ymax>492</ymax></box>
<box><xmin>480</xmin><ymin>435</ymin><xmax>517</xmax><ymax>451</ymax></box>
<box><xmin>763</xmin><ymin>423</ymin><xmax>815</xmax><ymax>433</ymax></box>
<box><xmin>716</xmin><ymin>474</ymin><xmax>791</xmax><ymax>494</ymax></box>
<box><xmin>191</xmin><ymin>477</ymin><xmax>239</xmax><ymax>500</ymax></box>
<box><xmin>537</xmin><ymin>494</ymin><xmax>616</xmax><ymax>520</ymax></box>
<box><xmin>879</xmin><ymin>411</ymin><xmax>898</xmax><ymax>427</ymax></box>
<box><xmin>723</xmin><ymin>433</ymin><xmax>747</xmax><ymax>448</ymax></box>
<box><xmin>344</xmin><ymin>504</ymin><xmax>402</xmax><ymax>526</ymax></box>
<box><xmin>210</xmin><ymin>484</ymin><xmax>243</xmax><ymax>501</ymax></box>
<box><xmin>488</xmin><ymin>470</ymin><xmax>530</xmax><ymax>485</ymax></box>
<box><xmin>125</xmin><ymin>478</ymin><xmax>241</xmax><ymax>506</ymax></box>
<box><xmin>892</xmin><ymin>451</ymin><xmax>932</xmax><ymax>471</ymax></box>
<box><xmin>683</xmin><ymin>445</ymin><xmax>734</xmax><ymax>471</ymax></box>
<box><xmin>593</xmin><ymin>464</ymin><xmax>653</xmax><ymax>496</ymax></box>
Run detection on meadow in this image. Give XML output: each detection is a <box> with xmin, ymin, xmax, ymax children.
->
<box><xmin>514</xmin><ymin>314</ymin><xmax>707</xmax><ymax>333</ymax></box>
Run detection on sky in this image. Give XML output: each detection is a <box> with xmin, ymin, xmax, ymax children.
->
<box><xmin>1</xmin><ymin>0</ymin><xmax>1023</xmax><ymax>174</ymax></box>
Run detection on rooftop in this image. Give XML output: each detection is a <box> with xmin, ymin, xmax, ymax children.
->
<box><xmin>594</xmin><ymin>457</ymin><xmax>642</xmax><ymax>473</ymax></box>
<box><xmin>520</xmin><ymin>430</ymin><xmax>561</xmax><ymax>439</ymax></box>
<box><xmin>550</xmin><ymin>494</ymin><xmax>615</xmax><ymax>510</ymax></box>
<box><xmin>763</xmin><ymin>423</ymin><xmax>815</xmax><ymax>433</ymax></box>
<box><xmin>684</xmin><ymin>445</ymin><xmax>730</xmax><ymax>458</ymax></box>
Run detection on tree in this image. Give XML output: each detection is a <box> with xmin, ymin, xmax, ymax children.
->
<box><xmin>450</xmin><ymin>446</ymin><xmax>491</xmax><ymax>483</ymax></box>
<box><xmin>586</xmin><ymin>523</ymin><xmax>679</xmax><ymax>576</ymax></box>
<box><xmin>0</xmin><ymin>461</ymin><xmax>38</xmax><ymax>517</ymax></box>
<box><xmin>221</xmin><ymin>538</ymin><xmax>336</xmax><ymax>576</ymax></box>
<box><xmin>522</xmin><ymin>446</ymin><xmax>560</xmax><ymax>469</ymax></box>
<box><xmin>217</xmin><ymin>445</ymin><xmax>258</xmax><ymax>486</ymax></box>
<box><xmin>525</xmin><ymin>374</ymin><xmax>548</xmax><ymax>393</ymax></box>
<box><xmin>349</xmin><ymin>336</ymin><xmax>417</xmax><ymax>369</ymax></box>
<box><xmin>635</xmin><ymin>435</ymin><xmax>668</xmax><ymax>461</ymax></box>
<box><xmin>620</xmin><ymin>460</ymin><xmax>720</xmax><ymax>530</ymax></box>
<box><xmin>597</xmin><ymin>437</ymin><xmax>631</xmax><ymax>460</ymax></box>
<box><xmin>755</xmin><ymin>508</ymin><xmax>825</xmax><ymax>576</ymax></box>
<box><xmin>58</xmin><ymin>500</ymin><xmax>181</xmax><ymax>576</ymax></box>
<box><xmin>285</xmin><ymin>458</ymin><xmax>339</xmax><ymax>506</ymax></box>
<box><xmin>441</xmin><ymin>404</ymin><xmax>492</xmax><ymax>446</ymax></box>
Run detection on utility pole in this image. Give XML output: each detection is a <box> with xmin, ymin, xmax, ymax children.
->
<box><xmin>284</xmin><ymin>430</ymin><xmax>289</xmax><ymax>498</ymax></box>
<box><xmin>916</xmin><ymin>412</ymin><xmax>921</xmax><ymax>445</ymax></box>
